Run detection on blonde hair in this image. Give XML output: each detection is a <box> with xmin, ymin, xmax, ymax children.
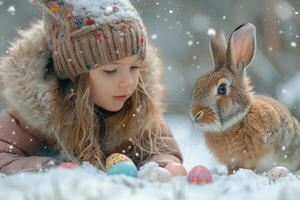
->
<box><xmin>53</xmin><ymin>65</ymin><xmax>172</xmax><ymax>170</ymax></box>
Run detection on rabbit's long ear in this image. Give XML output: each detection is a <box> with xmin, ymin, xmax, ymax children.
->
<box><xmin>210</xmin><ymin>30</ymin><xmax>227</xmax><ymax>70</ymax></box>
<box><xmin>227</xmin><ymin>23</ymin><xmax>256</xmax><ymax>76</ymax></box>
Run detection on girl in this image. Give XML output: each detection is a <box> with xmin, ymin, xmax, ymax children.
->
<box><xmin>0</xmin><ymin>0</ymin><xmax>186</xmax><ymax>176</ymax></box>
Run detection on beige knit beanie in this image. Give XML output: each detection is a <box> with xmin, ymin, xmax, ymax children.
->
<box><xmin>37</xmin><ymin>0</ymin><xmax>147</xmax><ymax>79</ymax></box>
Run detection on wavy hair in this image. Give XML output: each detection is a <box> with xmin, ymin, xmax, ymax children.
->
<box><xmin>53</xmin><ymin>54</ymin><xmax>173</xmax><ymax>170</ymax></box>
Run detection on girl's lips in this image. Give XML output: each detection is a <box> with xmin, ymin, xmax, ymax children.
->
<box><xmin>113</xmin><ymin>95</ymin><xmax>128</xmax><ymax>101</ymax></box>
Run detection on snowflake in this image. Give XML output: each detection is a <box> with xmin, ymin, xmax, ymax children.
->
<box><xmin>7</xmin><ymin>6</ymin><xmax>16</xmax><ymax>16</ymax></box>
<box><xmin>151</xmin><ymin>34</ymin><xmax>158</xmax><ymax>40</ymax></box>
<box><xmin>187</xmin><ymin>40</ymin><xmax>193</xmax><ymax>46</ymax></box>
<box><xmin>207</xmin><ymin>28</ymin><xmax>216</xmax><ymax>37</ymax></box>
<box><xmin>290</xmin><ymin>41</ymin><xmax>297</xmax><ymax>47</ymax></box>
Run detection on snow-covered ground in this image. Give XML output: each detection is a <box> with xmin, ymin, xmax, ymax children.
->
<box><xmin>1</xmin><ymin>114</ymin><xmax>300</xmax><ymax>200</ymax></box>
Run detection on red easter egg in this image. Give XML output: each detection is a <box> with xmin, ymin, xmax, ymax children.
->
<box><xmin>187</xmin><ymin>165</ymin><xmax>213</xmax><ymax>185</ymax></box>
<box><xmin>58</xmin><ymin>162</ymin><xmax>77</xmax><ymax>169</ymax></box>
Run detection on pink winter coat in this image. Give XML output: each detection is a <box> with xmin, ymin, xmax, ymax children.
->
<box><xmin>0</xmin><ymin>22</ymin><xmax>182</xmax><ymax>174</ymax></box>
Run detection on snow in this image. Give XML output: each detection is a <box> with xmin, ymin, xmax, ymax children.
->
<box><xmin>71</xmin><ymin>0</ymin><xmax>139</xmax><ymax>23</ymax></box>
<box><xmin>290</xmin><ymin>41</ymin><xmax>297</xmax><ymax>47</ymax></box>
<box><xmin>1</xmin><ymin>114</ymin><xmax>300</xmax><ymax>199</ymax></box>
<box><xmin>7</xmin><ymin>6</ymin><xmax>16</xmax><ymax>16</ymax></box>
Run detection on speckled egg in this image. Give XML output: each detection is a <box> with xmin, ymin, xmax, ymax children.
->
<box><xmin>105</xmin><ymin>153</ymin><xmax>137</xmax><ymax>177</ymax></box>
<box><xmin>266</xmin><ymin>166</ymin><xmax>291</xmax><ymax>182</ymax></box>
<box><xmin>142</xmin><ymin>167</ymin><xmax>172</xmax><ymax>183</ymax></box>
<box><xmin>187</xmin><ymin>165</ymin><xmax>213</xmax><ymax>185</ymax></box>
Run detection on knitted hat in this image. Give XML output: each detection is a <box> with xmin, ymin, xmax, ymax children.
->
<box><xmin>38</xmin><ymin>0</ymin><xmax>147</xmax><ymax>79</ymax></box>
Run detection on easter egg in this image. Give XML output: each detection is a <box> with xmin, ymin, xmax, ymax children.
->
<box><xmin>105</xmin><ymin>153</ymin><xmax>137</xmax><ymax>177</ymax></box>
<box><xmin>165</xmin><ymin>163</ymin><xmax>187</xmax><ymax>176</ymax></box>
<box><xmin>57</xmin><ymin>162</ymin><xmax>77</xmax><ymax>169</ymax></box>
<box><xmin>106</xmin><ymin>153</ymin><xmax>132</xmax><ymax>169</ymax></box>
<box><xmin>142</xmin><ymin>167</ymin><xmax>172</xmax><ymax>183</ymax></box>
<box><xmin>106</xmin><ymin>161</ymin><xmax>138</xmax><ymax>177</ymax></box>
<box><xmin>187</xmin><ymin>165</ymin><xmax>213</xmax><ymax>184</ymax></box>
<box><xmin>266</xmin><ymin>166</ymin><xmax>291</xmax><ymax>182</ymax></box>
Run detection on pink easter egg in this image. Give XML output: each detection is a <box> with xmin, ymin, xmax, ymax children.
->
<box><xmin>187</xmin><ymin>165</ymin><xmax>213</xmax><ymax>185</ymax></box>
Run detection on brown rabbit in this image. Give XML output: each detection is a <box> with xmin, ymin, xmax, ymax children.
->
<box><xmin>190</xmin><ymin>23</ymin><xmax>300</xmax><ymax>174</ymax></box>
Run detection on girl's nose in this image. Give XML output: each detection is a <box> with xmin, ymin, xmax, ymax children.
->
<box><xmin>119</xmin><ymin>73</ymin><xmax>133</xmax><ymax>88</ymax></box>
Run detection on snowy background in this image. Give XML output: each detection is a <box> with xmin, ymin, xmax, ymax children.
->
<box><xmin>0</xmin><ymin>0</ymin><xmax>300</xmax><ymax>199</ymax></box>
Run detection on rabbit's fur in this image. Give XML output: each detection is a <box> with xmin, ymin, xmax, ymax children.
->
<box><xmin>190</xmin><ymin>23</ymin><xmax>300</xmax><ymax>174</ymax></box>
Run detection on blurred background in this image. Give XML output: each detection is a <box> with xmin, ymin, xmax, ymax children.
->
<box><xmin>0</xmin><ymin>0</ymin><xmax>299</xmax><ymax>119</ymax></box>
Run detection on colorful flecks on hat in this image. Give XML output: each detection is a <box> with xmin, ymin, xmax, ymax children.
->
<box><xmin>35</xmin><ymin>0</ymin><xmax>147</xmax><ymax>79</ymax></box>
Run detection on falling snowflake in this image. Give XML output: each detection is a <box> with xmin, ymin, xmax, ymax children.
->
<box><xmin>7</xmin><ymin>6</ymin><xmax>16</xmax><ymax>16</ymax></box>
<box><xmin>207</xmin><ymin>28</ymin><xmax>216</xmax><ymax>37</ymax></box>
<box><xmin>151</xmin><ymin>34</ymin><xmax>158</xmax><ymax>40</ymax></box>
<box><xmin>167</xmin><ymin>66</ymin><xmax>172</xmax><ymax>71</ymax></box>
<box><xmin>0</xmin><ymin>1</ymin><xmax>3</xmax><ymax>6</ymax></box>
<box><xmin>187</xmin><ymin>40</ymin><xmax>193</xmax><ymax>46</ymax></box>
<box><xmin>222</xmin><ymin>16</ymin><xmax>226</xmax><ymax>20</ymax></box>
<box><xmin>290</xmin><ymin>41</ymin><xmax>297</xmax><ymax>47</ymax></box>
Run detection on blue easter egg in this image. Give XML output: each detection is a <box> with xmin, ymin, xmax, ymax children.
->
<box><xmin>107</xmin><ymin>161</ymin><xmax>138</xmax><ymax>177</ymax></box>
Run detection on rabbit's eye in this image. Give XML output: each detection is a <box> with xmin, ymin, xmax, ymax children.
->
<box><xmin>217</xmin><ymin>83</ymin><xmax>227</xmax><ymax>95</ymax></box>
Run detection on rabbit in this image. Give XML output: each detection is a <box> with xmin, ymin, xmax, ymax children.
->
<box><xmin>190</xmin><ymin>23</ymin><xmax>300</xmax><ymax>174</ymax></box>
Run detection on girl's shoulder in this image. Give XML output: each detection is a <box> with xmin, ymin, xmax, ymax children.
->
<box><xmin>0</xmin><ymin>108</ymin><xmax>47</xmax><ymax>154</ymax></box>
<box><xmin>0</xmin><ymin>108</ymin><xmax>43</xmax><ymax>139</ymax></box>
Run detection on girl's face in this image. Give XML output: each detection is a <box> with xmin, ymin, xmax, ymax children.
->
<box><xmin>89</xmin><ymin>55</ymin><xmax>142</xmax><ymax>111</ymax></box>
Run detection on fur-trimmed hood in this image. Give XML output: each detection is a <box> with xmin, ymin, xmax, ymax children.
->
<box><xmin>0</xmin><ymin>21</ymin><xmax>165</xmax><ymax>142</ymax></box>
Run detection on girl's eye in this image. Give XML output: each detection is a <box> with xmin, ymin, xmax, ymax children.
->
<box><xmin>103</xmin><ymin>69</ymin><xmax>117</xmax><ymax>74</ymax></box>
<box><xmin>217</xmin><ymin>83</ymin><xmax>227</xmax><ymax>95</ymax></box>
<box><xmin>130</xmin><ymin>66</ymin><xmax>141</xmax><ymax>70</ymax></box>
